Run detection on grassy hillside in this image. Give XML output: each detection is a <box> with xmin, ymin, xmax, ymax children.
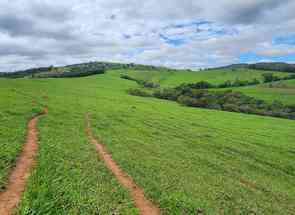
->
<box><xmin>228</xmin><ymin>79</ymin><xmax>295</xmax><ymax>106</ymax></box>
<box><xmin>123</xmin><ymin>68</ymin><xmax>290</xmax><ymax>87</ymax></box>
<box><xmin>236</xmin><ymin>86</ymin><xmax>295</xmax><ymax>106</ymax></box>
<box><xmin>122</xmin><ymin>69</ymin><xmax>295</xmax><ymax>106</ymax></box>
<box><xmin>0</xmin><ymin>82</ymin><xmax>44</xmax><ymax>191</ymax></box>
<box><xmin>0</xmin><ymin>70</ymin><xmax>295</xmax><ymax>214</ymax></box>
<box><xmin>217</xmin><ymin>62</ymin><xmax>295</xmax><ymax>73</ymax></box>
<box><xmin>0</xmin><ymin>61</ymin><xmax>168</xmax><ymax>79</ymax></box>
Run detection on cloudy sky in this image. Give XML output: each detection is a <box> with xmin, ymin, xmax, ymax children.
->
<box><xmin>0</xmin><ymin>0</ymin><xmax>295</xmax><ymax>72</ymax></box>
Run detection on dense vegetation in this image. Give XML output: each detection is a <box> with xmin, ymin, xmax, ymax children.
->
<box><xmin>120</xmin><ymin>74</ymin><xmax>159</xmax><ymax>88</ymax></box>
<box><xmin>121</xmin><ymin>67</ymin><xmax>295</xmax><ymax>106</ymax></box>
<box><xmin>0</xmin><ymin>64</ymin><xmax>105</xmax><ymax>79</ymax></box>
<box><xmin>123</xmin><ymin>68</ymin><xmax>291</xmax><ymax>88</ymax></box>
<box><xmin>0</xmin><ymin>66</ymin><xmax>53</xmax><ymax>78</ymax></box>
<box><xmin>168</xmin><ymin>73</ymin><xmax>295</xmax><ymax>90</ymax></box>
<box><xmin>0</xmin><ymin>61</ymin><xmax>173</xmax><ymax>79</ymax></box>
<box><xmin>126</xmin><ymin>69</ymin><xmax>295</xmax><ymax>120</ymax></box>
<box><xmin>217</xmin><ymin>62</ymin><xmax>295</xmax><ymax>73</ymax></box>
<box><xmin>34</xmin><ymin>67</ymin><xmax>105</xmax><ymax>78</ymax></box>
<box><xmin>249</xmin><ymin>62</ymin><xmax>295</xmax><ymax>73</ymax></box>
<box><xmin>129</xmin><ymin>85</ymin><xmax>295</xmax><ymax>120</ymax></box>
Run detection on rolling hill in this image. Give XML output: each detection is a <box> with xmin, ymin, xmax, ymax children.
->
<box><xmin>216</xmin><ymin>62</ymin><xmax>295</xmax><ymax>73</ymax></box>
<box><xmin>0</xmin><ymin>63</ymin><xmax>295</xmax><ymax>214</ymax></box>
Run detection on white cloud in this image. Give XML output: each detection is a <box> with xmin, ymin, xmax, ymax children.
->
<box><xmin>0</xmin><ymin>0</ymin><xmax>295</xmax><ymax>71</ymax></box>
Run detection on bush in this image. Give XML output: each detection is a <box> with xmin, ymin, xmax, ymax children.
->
<box><xmin>128</xmin><ymin>82</ymin><xmax>295</xmax><ymax>120</ymax></box>
<box><xmin>218</xmin><ymin>80</ymin><xmax>232</xmax><ymax>88</ymax></box>
<box><xmin>120</xmin><ymin>74</ymin><xmax>137</xmax><ymax>81</ymax></box>
<box><xmin>153</xmin><ymin>88</ymin><xmax>180</xmax><ymax>101</ymax></box>
<box><xmin>177</xmin><ymin>95</ymin><xmax>198</xmax><ymax>107</ymax></box>
<box><xmin>262</xmin><ymin>73</ymin><xmax>280</xmax><ymax>83</ymax></box>
<box><xmin>120</xmin><ymin>74</ymin><xmax>159</xmax><ymax>88</ymax></box>
<box><xmin>222</xmin><ymin>103</ymin><xmax>240</xmax><ymax>112</ymax></box>
<box><xmin>128</xmin><ymin>88</ymin><xmax>152</xmax><ymax>97</ymax></box>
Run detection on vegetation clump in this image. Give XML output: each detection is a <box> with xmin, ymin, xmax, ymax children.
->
<box><xmin>36</xmin><ymin>67</ymin><xmax>105</xmax><ymax>78</ymax></box>
<box><xmin>120</xmin><ymin>74</ymin><xmax>159</xmax><ymax>88</ymax></box>
<box><xmin>173</xmin><ymin>73</ymin><xmax>295</xmax><ymax>90</ymax></box>
<box><xmin>129</xmin><ymin>86</ymin><xmax>295</xmax><ymax>120</ymax></box>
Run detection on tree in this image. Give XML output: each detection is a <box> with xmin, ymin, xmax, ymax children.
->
<box><xmin>262</xmin><ymin>73</ymin><xmax>276</xmax><ymax>83</ymax></box>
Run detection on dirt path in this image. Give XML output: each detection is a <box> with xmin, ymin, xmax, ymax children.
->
<box><xmin>0</xmin><ymin>108</ymin><xmax>47</xmax><ymax>215</ymax></box>
<box><xmin>85</xmin><ymin>114</ymin><xmax>160</xmax><ymax>215</ymax></box>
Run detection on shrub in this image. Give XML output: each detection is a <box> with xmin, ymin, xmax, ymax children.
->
<box><xmin>222</xmin><ymin>103</ymin><xmax>240</xmax><ymax>112</ymax></box>
<box><xmin>218</xmin><ymin>80</ymin><xmax>232</xmax><ymax>88</ymax></box>
<box><xmin>189</xmin><ymin>81</ymin><xmax>214</xmax><ymax>89</ymax></box>
<box><xmin>120</xmin><ymin>74</ymin><xmax>159</xmax><ymax>88</ymax></box>
<box><xmin>177</xmin><ymin>95</ymin><xmax>198</xmax><ymax>107</ymax></box>
<box><xmin>120</xmin><ymin>74</ymin><xmax>137</xmax><ymax>81</ymax></box>
<box><xmin>127</xmin><ymin>88</ymin><xmax>152</xmax><ymax>97</ymax></box>
<box><xmin>153</xmin><ymin>88</ymin><xmax>180</xmax><ymax>101</ymax></box>
<box><xmin>128</xmin><ymin>82</ymin><xmax>295</xmax><ymax>120</ymax></box>
<box><xmin>262</xmin><ymin>73</ymin><xmax>280</xmax><ymax>83</ymax></box>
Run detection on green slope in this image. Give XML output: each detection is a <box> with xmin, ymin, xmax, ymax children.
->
<box><xmin>0</xmin><ymin>71</ymin><xmax>294</xmax><ymax>214</ymax></box>
<box><xmin>230</xmin><ymin>79</ymin><xmax>295</xmax><ymax>105</ymax></box>
<box><xmin>123</xmin><ymin>68</ymin><xmax>295</xmax><ymax>105</ymax></box>
<box><xmin>123</xmin><ymin>68</ymin><xmax>290</xmax><ymax>87</ymax></box>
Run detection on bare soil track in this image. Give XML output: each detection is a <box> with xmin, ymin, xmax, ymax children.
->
<box><xmin>0</xmin><ymin>108</ymin><xmax>47</xmax><ymax>215</ymax></box>
<box><xmin>85</xmin><ymin>114</ymin><xmax>161</xmax><ymax>215</ymax></box>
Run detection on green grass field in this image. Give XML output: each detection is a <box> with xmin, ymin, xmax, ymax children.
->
<box><xmin>235</xmin><ymin>86</ymin><xmax>295</xmax><ymax>106</ymax></box>
<box><xmin>123</xmin><ymin>68</ymin><xmax>290</xmax><ymax>87</ymax></box>
<box><xmin>122</xmin><ymin>68</ymin><xmax>295</xmax><ymax>105</ymax></box>
<box><xmin>227</xmin><ymin>79</ymin><xmax>295</xmax><ymax>106</ymax></box>
<box><xmin>0</xmin><ymin>82</ymin><xmax>44</xmax><ymax>191</ymax></box>
<box><xmin>1</xmin><ymin>69</ymin><xmax>295</xmax><ymax>214</ymax></box>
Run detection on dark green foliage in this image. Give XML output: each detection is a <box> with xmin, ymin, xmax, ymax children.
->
<box><xmin>179</xmin><ymin>89</ymin><xmax>295</xmax><ymax>119</ymax></box>
<box><xmin>262</xmin><ymin>73</ymin><xmax>279</xmax><ymax>83</ymax></box>
<box><xmin>38</xmin><ymin>69</ymin><xmax>105</xmax><ymax>78</ymax></box>
<box><xmin>216</xmin><ymin>62</ymin><xmax>295</xmax><ymax>73</ymax></box>
<box><xmin>0</xmin><ymin>61</ymin><xmax>172</xmax><ymax>79</ymax></box>
<box><xmin>153</xmin><ymin>88</ymin><xmax>181</xmax><ymax>100</ymax></box>
<box><xmin>171</xmin><ymin>74</ymin><xmax>295</xmax><ymax>91</ymax></box>
<box><xmin>129</xmin><ymin>83</ymin><xmax>295</xmax><ymax>120</ymax></box>
<box><xmin>218</xmin><ymin>80</ymin><xmax>233</xmax><ymax>88</ymax></box>
<box><xmin>120</xmin><ymin>74</ymin><xmax>160</xmax><ymax>88</ymax></box>
<box><xmin>283</xmin><ymin>74</ymin><xmax>295</xmax><ymax>80</ymax></box>
<box><xmin>261</xmin><ymin>73</ymin><xmax>295</xmax><ymax>83</ymax></box>
<box><xmin>249</xmin><ymin>62</ymin><xmax>295</xmax><ymax>73</ymax></box>
<box><xmin>0</xmin><ymin>64</ymin><xmax>105</xmax><ymax>79</ymax></box>
<box><xmin>176</xmin><ymin>81</ymin><xmax>214</xmax><ymax>90</ymax></box>
<box><xmin>120</xmin><ymin>74</ymin><xmax>137</xmax><ymax>82</ymax></box>
<box><xmin>0</xmin><ymin>67</ymin><xmax>52</xmax><ymax>78</ymax></box>
<box><xmin>127</xmin><ymin>88</ymin><xmax>152</xmax><ymax>97</ymax></box>
<box><xmin>175</xmin><ymin>78</ymin><xmax>262</xmax><ymax>90</ymax></box>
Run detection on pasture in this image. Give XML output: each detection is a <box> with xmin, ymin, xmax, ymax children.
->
<box><xmin>0</xmin><ymin>69</ymin><xmax>294</xmax><ymax>214</ymax></box>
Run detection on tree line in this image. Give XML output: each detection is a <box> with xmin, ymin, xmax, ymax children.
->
<box><xmin>175</xmin><ymin>73</ymin><xmax>295</xmax><ymax>90</ymax></box>
<box><xmin>128</xmin><ymin>83</ymin><xmax>295</xmax><ymax>120</ymax></box>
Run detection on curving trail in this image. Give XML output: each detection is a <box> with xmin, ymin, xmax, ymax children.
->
<box><xmin>85</xmin><ymin>114</ymin><xmax>161</xmax><ymax>215</ymax></box>
<box><xmin>0</xmin><ymin>108</ymin><xmax>47</xmax><ymax>215</ymax></box>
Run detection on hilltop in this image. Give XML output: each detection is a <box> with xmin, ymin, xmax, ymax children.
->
<box><xmin>0</xmin><ymin>62</ymin><xmax>173</xmax><ymax>79</ymax></box>
<box><xmin>216</xmin><ymin>62</ymin><xmax>295</xmax><ymax>73</ymax></box>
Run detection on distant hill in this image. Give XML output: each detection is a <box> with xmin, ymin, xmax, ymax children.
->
<box><xmin>248</xmin><ymin>62</ymin><xmax>295</xmax><ymax>73</ymax></box>
<box><xmin>214</xmin><ymin>63</ymin><xmax>250</xmax><ymax>70</ymax></box>
<box><xmin>1</xmin><ymin>61</ymin><xmax>295</xmax><ymax>79</ymax></box>
<box><xmin>0</xmin><ymin>61</ymin><xmax>172</xmax><ymax>79</ymax></box>
<box><xmin>215</xmin><ymin>62</ymin><xmax>295</xmax><ymax>73</ymax></box>
<box><xmin>0</xmin><ymin>63</ymin><xmax>105</xmax><ymax>78</ymax></box>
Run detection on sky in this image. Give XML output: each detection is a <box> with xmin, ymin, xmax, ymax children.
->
<box><xmin>0</xmin><ymin>0</ymin><xmax>295</xmax><ymax>72</ymax></box>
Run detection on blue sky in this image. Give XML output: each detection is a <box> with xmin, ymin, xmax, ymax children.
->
<box><xmin>274</xmin><ymin>35</ymin><xmax>295</xmax><ymax>45</ymax></box>
<box><xmin>0</xmin><ymin>0</ymin><xmax>295</xmax><ymax>72</ymax></box>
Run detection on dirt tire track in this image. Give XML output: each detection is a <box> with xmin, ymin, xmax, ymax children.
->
<box><xmin>0</xmin><ymin>108</ymin><xmax>47</xmax><ymax>215</ymax></box>
<box><xmin>85</xmin><ymin>114</ymin><xmax>160</xmax><ymax>215</ymax></box>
